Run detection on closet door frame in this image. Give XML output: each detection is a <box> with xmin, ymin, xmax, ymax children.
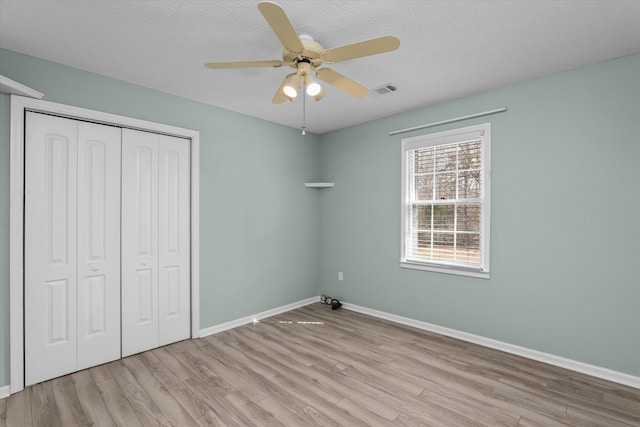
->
<box><xmin>9</xmin><ymin>95</ymin><xmax>201</xmax><ymax>394</ymax></box>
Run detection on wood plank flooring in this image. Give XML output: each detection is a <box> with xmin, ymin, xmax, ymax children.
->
<box><xmin>1</xmin><ymin>303</ymin><xmax>639</xmax><ymax>426</ymax></box>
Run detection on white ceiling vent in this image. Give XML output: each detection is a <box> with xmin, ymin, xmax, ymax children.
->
<box><xmin>371</xmin><ymin>83</ymin><xmax>398</xmax><ymax>96</ymax></box>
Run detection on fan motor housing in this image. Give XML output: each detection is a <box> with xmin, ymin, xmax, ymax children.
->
<box><xmin>283</xmin><ymin>39</ymin><xmax>325</xmax><ymax>66</ymax></box>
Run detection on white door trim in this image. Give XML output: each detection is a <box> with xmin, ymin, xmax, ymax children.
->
<box><xmin>9</xmin><ymin>95</ymin><xmax>201</xmax><ymax>394</ymax></box>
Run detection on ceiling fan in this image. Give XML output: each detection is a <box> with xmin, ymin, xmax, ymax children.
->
<box><xmin>204</xmin><ymin>1</ymin><xmax>400</xmax><ymax>103</ymax></box>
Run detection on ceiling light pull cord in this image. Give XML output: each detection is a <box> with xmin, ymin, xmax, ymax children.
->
<box><xmin>301</xmin><ymin>81</ymin><xmax>307</xmax><ymax>135</ymax></box>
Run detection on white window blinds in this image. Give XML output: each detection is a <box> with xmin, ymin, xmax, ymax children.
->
<box><xmin>401</xmin><ymin>123</ymin><xmax>490</xmax><ymax>277</ymax></box>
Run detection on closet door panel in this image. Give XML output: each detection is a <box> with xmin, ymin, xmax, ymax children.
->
<box><xmin>25</xmin><ymin>112</ymin><xmax>78</xmax><ymax>385</ymax></box>
<box><xmin>158</xmin><ymin>135</ymin><xmax>191</xmax><ymax>346</ymax></box>
<box><xmin>121</xmin><ymin>129</ymin><xmax>159</xmax><ymax>357</ymax></box>
<box><xmin>76</xmin><ymin>122</ymin><xmax>122</xmax><ymax>369</ymax></box>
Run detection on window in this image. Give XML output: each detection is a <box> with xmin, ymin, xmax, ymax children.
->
<box><xmin>401</xmin><ymin>123</ymin><xmax>490</xmax><ymax>278</ymax></box>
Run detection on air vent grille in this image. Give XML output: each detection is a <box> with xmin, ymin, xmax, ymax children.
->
<box><xmin>371</xmin><ymin>83</ymin><xmax>398</xmax><ymax>96</ymax></box>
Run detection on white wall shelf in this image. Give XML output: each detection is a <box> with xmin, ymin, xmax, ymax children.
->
<box><xmin>304</xmin><ymin>182</ymin><xmax>335</xmax><ymax>188</ymax></box>
<box><xmin>0</xmin><ymin>75</ymin><xmax>44</xmax><ymax>99</ymax></box>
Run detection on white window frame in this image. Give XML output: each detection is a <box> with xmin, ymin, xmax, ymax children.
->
<box><xmin>400</xmin><ymin>123</ymin><xmax>491</xmax><ymax>279</ymax></box>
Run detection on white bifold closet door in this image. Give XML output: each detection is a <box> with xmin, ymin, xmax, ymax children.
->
<box><xmin>25</xmin><ymin>112</ymin><xmax>121</xmax><ymax>386</ymax></box>
<box><xmin>121</xmin><ymin>129</ymin><xmax>191</xmax><ymax>357</ymax></box>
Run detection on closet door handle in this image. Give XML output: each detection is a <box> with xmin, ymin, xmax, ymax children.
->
<box><xmin>91</xmin><ymin>266</ymin><xmax>99</xmax><ymax>272</ymax></box>
<box><xmin>140</xmin><ymin>260</ymin><xmax>148</xmax><ymax>266</ymax></box>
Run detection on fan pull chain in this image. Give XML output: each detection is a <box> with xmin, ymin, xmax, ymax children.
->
<box><xmin>301</xmin><ymin>81</ymin><xmax>307</xmax><ymax>135</ymax></box>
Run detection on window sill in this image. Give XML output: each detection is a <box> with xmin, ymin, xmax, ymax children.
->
<box><xmin>400</xmin><ymin>261</ymin><xmax>490</xmax><ymax>279</ymax></box>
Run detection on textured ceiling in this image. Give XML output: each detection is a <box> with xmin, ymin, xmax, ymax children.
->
<box><xmin>1</xmin><ymin>0</ymin><xmax>639</xmax><ymax>134</ymax></box>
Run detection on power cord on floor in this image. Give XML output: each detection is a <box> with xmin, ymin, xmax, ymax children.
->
<box><xmin>320</xmin><ymin>295</ymin><xmax>342</xmax><ymax>310</ymax></box>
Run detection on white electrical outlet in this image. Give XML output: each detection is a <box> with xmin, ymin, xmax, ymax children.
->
<box><xmin>338</xmin><ymin>272</ymin><xmax>343</xmax><ymax>281</ymax></box>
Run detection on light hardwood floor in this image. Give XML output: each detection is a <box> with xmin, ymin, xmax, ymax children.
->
<box><xmin>1</xmin><ymin>303</ymin><xmax>639</xmax><ymax>426</ymax></box>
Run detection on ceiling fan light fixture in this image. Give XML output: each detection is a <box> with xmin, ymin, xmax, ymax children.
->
<box><xmin>305</xmin><ymin>75</ymin><xmax>322</xmax><ymax>96</ymax></box>
<box><xmin>283</xmin><ymin>85</ymin><xmax>297</xmax><ymax>98</ymax></box>
<box><xmin>282</xmin><ymin>74</ymin><xmax>301</xmax><ymax>99</ymax></box>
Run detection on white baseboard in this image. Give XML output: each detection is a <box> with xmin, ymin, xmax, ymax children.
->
<box><xmin>200</xmin><ymin>296</ymin><xmax>319</xmax><ymax>337</ymax></box>
<box><xmin>342</xmin><ymin>302</ymin><xmax>640</xmax><ymax>390</ymax></box>
<box><xmin>0</xmin><ymin>385</ymin><xmax>10</xmax><ymax>400</ymax></box>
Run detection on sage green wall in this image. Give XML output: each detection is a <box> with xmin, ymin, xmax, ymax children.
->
<box><xmin>1</xmin><ymin>49</ymin><xmax>639</xmax><ymax>389</ymax></box>
<box><xmin>0</xmin><ymin>49</ymin><xmax>321</xmax><ymax>387</ymax></box>
<box><xmin>318</xmin><ymin>53</ymin><xmax>640</xmax><ymax>376</ymax></box>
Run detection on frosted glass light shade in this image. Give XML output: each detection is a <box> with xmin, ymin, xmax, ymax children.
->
<box><xmin>283</xmin><ymin>74</ymin><xmax>301</xmax><ymax>99</ymax></box>
<box><xmin>306</xmin><ymin>81</ymin><xmax>321</xmax><ymax>96</ymax></box>
<box><xmin>283</xmin><ymin>85</ymin><xmax>297</xmax><ymax>97</ymax></box>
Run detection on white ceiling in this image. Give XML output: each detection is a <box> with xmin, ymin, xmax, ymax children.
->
<box><xmin>1</xmin><ymin>1</ymin><xmax>639</xmax><ymax>134</ymax></box>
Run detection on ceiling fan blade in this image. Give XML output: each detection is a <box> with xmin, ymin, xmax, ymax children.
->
<box><xmin>323</xmin><ymin>35</ymin><xmax>400</xmax><ymax>63</ymax></box>
<box><xmin>316</xmin><ymin>68</ymin><xmax>368</xmax><ymax>97</ymax></box>
<box><xmin>258</xmin><ymin>1</ymin><xmax>304</xmax><ymax>53</ymax></box>
<box><xmin>272</xmin><ymin>73</ymin><xmax>296</xmax><ymax>103</ymax></box>
<box><xmin>204</xmin><ymin>60</ymin><xmax>284</xmax><ymax>69</ymax></box>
